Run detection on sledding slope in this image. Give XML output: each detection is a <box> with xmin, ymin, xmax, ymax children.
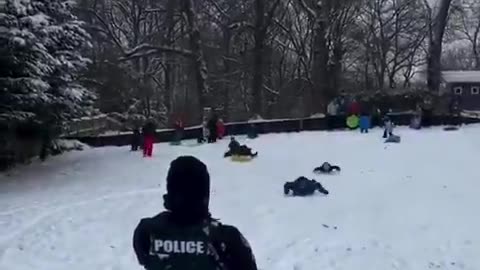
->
<box><xmin>1</xmin><ymin>126</ymin><xmax>480</xmax><ymax>270</ymax></box>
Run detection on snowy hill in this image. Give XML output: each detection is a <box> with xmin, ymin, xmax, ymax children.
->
<box><xmin>1</xmin><ymin>126</ymin><xmax>480</xmax><ymax>270</ymax></box>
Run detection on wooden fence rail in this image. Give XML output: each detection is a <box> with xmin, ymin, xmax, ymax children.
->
<box><xmin>65</xmin><ymin>114</ymin><xmax>480</xmax><ymax>147</ymax></box>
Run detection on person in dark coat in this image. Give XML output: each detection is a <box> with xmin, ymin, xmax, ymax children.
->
<box><xmin>284</xmin><ymin>177</ymin><xmax>329</xmax><ymax>196</ymax></box>
<box><xmin>247</xmin><ymin>123</ymin><xmax>258</xmax><ymax>139</ymax></box>
<box><xmin>142</xmin><ymin>121</ymin><xmax>156</xmax><ymax>157</ymax></box>
<box><xmin>131</xmin><ymin>128</ymin><xmax>141</xmax><ymax>151</ymax></box>
<box><xmin>224</xmin><ymin>137</ymin><xmax>258</xmax><ymax>158</ymax></box>
<box><xmin>449</xmin><ymin>95</ymin><xmax>461</xmax><ymax>126</ymax></box>
<box><xmin>172</xmin><ymin>118</ymin><xmax>184</xmax><ymax>145</ymax></box>
<box><xmin>207</xmin><ymin>113</ymin><xmax>218</xmax><ymax>143</ymax></box>
<box><xmin>313</xmin><ymin>162</ymin><xmax>341</xmax><ymax>174</ymax></box>
<box><xmin>421</xmin><ymin>95</ymin><xmax>434</xmax><ymax>127</ymax></box>
<box><xmin>228</xmin><ymin>137</ymin><xmax>241</xmax><ymax>152</ymax></box>
<box><xmin>133</xmin><ymin>156</ymin><xmax>258</xmax><ymax>270</ymax></box>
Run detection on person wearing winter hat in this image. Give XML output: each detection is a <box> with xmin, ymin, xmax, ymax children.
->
<box><xmin>133</xmin><ymin>156</ymin><xmax>257</xmax><ymax>270</ymax></box>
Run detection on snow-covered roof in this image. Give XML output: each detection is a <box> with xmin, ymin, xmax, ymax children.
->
<box><xmin>441</xmin><ymin>71</ymin><xmax>480</xmax><ymax>83</ymax></box>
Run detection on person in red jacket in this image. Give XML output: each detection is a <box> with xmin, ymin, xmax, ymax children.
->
<box><xmin>142</xmin><ymin>121</ymin><xmax>156</xmax><ymax>157</ymax></box>
<box><xmin>217</xmin><ymin>118</ymin><xmax>225</xmax><ymax>139</ymax></box>
<box><xmin>348</xmin><ymin>98</ymin><xmax>361</xmax><ymax>116</ymax></box>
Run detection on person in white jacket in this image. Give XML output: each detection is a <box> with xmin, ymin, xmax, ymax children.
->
<box><xmin>326</xmin><ymin>100</ymin><xmax>339</xmax><ymax>129</ymax></box>
<box><xmin>197</xmin><ymin>121</ymin><xmax>210</xmax><ymax>143</ymax></box>
<box><xmin>383</xmin><ymin>116</ymin><xmax>394</xmax><ymax>138</ymax></box>
<box><xmin>327</xmin><ymin>100</ymin><xmax>339</xmax><ymax>116</ymax></box>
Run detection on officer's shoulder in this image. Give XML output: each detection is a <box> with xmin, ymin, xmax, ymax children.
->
<box><xmin>137</xmin><ymin>212</ymin><xmax>170</xmax><ymax>229</ymax></box>
<box><xmin>211</xmin><ymin>221</ymin><xmax>243</xmax><ymax>240</ymax></box>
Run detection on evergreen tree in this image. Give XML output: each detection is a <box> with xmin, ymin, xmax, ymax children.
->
<box><xmin>0</xmin><ymin>0</ymin><xmax>95</xmax><ymax>127</ymax></box>
<box><xmin>40</xmin><ymin>0</ymin><xmax>95</xmax><ymax>122</ymax></box>
<box><xmin>0</xmin><ymin>0</ymin><xmax>55</xmax><ymax>124</ymax></box>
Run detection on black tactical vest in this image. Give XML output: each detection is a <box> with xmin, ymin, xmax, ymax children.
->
<box><xmin>145</xmin><ymin>219</ymin><xmax>222</xmax><ymax>270</ymax></box>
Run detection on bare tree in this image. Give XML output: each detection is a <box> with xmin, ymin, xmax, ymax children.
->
<box><xmin>425</xmin><ymin>0</ymin><xmax>453</xmax><ymax>92</ymax></box>
<box><xmin>250</xmin><ymin>0</ymin><xmax>283</xmax><ymax>117</ymax></box>
<box><xmin>451</xmin><ymin>0</ymin><xmax>480</xmax><ymax>69</ymax></box>
<box><xmin>181</xmin><ymin>0</ymin><xmax>210</xmax><ymax>113</ymax></box>
<box><xmin>73</xmin><ymin>0</ymin><xmax>468</xmax><ymax>123</ymax></box>
<box><xmin>356</xmin><ymin>0</ymin><xmax>427</xmax><ymax>90</ymax></box>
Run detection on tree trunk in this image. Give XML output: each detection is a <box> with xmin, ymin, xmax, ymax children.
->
<box><xmin>251</xmin><ymin>0</ymin><xmax>266</xmax><ymax>117</ymax></box>
<box><xmin>330</xmin><ymin>41</ymin><xmax>343</xmax><ymax>94</ymax></box>
<box><xmin>473</xmin><ymin>34</ymin><xmax>480</xmax><ymax>69</ymax></box>
<box><xmin>427</xmin><ymin>0</ymin><xmax>453</xmax><ymax>92</ymax></box>
<box><xmin>164</xmin><ymin>64</ymin><xmax>173</xmax><ymax>112</ymax></box>
<box><xmin>182</xmin><ymin>0</ymin><xmax>209</xmax><ymax>117</ymax></box>
<box><xmin>311</xmin><ymin>15</ymin><xmax>330</xmax><ymax>113</ymax></box>
<box><xmin>163</xmin><ymin>0</ymin><xmax>177</xmax><ymax>114</ymax></box>
<box><xmin>222</xmin><ymin>28</ymin><xmax>232</xmax><ymax>121</ymax></box>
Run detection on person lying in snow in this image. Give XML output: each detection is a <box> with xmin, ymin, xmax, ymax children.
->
<box><xmin>284</xmin><ymin>177</ymin><xmax>329</xmax><ymax>196</ymax></box>
<box><xmin>313</xmin><ymin>162</ymin><xmax>341</xmax><ymax>174</ymax></box>
<box><xmin>224</xmin><ymin>137</ymin><xmax>258</xmax><ymax>158</ymax></box>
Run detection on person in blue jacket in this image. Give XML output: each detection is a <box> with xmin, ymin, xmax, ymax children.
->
<box><xmin>359</xmin><ymin>113</ymin><xmax>371</xmax><ymax>133</ymax></box>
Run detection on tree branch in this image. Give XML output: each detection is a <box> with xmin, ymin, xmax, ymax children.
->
<box><xmin>205</xmin><ymin>0</ymin><xmax>231</xmax><ymax>20</ymax></box>
<box><xmin>119</xmin><ymin>44</ymin><xmax>194</xmax><ymax>61</ymax></box>
<box><xmin>297</xmin><ymin>0</ymin><xmax>316</xmax><ymax>18</ymax></box>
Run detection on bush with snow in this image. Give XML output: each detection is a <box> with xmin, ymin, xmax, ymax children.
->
<box><xmin>54</xmin><ymin>139</ymin><xmax>88</xmax><ymax>152</ymax></box>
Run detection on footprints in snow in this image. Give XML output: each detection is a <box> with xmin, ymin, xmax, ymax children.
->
<box><xmin>275</xmin><ymin>239</ymin><xmax>472</xmax><ymax>270</ymax></box>
<box><xmin>321</xmin><ymin>224</ymin><xmax>338</xmax><ymax>230</ymax></box>
<box><xmin>428</xmin><ymin>261</ymin><xmax>465</xmax><ymax>269</ymax></box>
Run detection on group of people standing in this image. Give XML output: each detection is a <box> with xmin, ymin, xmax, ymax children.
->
<box><xmin>131</xmin><ymin>112</ymin><xmax>229</xmax><ymax>157</ymax></box>
<box><xmin>326</xmin><ymin>93</ymin><xmax>452</xmax><ymax>132</ymax></box>
<box><xmin>199</xmin><ymin>112</ymin><xmax>225</xmax><ymax>144</ymax></box>
<box><xmin>326</xmin><ymin>95</ymin><xmax>376</xmax><ymax>130</ymax></box>
<box><xmin>131</xmin><ymin>120</ymin><xmax>157</xmax><ymax>157</ymax></box>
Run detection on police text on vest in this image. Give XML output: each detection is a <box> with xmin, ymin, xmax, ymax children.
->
<box><xmin>152</xmin><ymin>240</ymin><xmax>206</xmax><ymax>255</ymax></box>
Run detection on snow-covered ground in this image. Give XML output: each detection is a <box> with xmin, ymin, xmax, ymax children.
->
<box><xmin>1</xmin><ymin>126</ymin><xmax>480</xmax><ymax>270</ymax></box>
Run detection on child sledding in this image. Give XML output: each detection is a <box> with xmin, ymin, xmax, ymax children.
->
<box><xmin>224</xmin><ymin>137</ymin><xmax>258</xmax><ymax>158</ymax></box>
<box><xmin>313</xmin><ymin>162</ymin><xmax>341</xmax><ymax>174</ymax></box>
<box><xmin>284</xmin><ymin>177</ymin><xmax>329</xmax><ymax>196</ymax></box>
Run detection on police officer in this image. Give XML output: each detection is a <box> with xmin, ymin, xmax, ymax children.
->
<box><xmin>133</xmin><ymin>156</ymin><xmax>258</xmax><ymax>270</ymax></box>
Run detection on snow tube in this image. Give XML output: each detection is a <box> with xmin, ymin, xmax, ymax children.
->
<box><xmin>385</xmin><ymin>135</ymin><xmax>401</xmax><ymax>143</ymax></box>
<box><xmin>443</xmin><ymin>126</ymin><xmax>459</xmax><ymax>131</ymax></box>
<box><xmin>230</xmin><ymin>155</ymin><xmax>253</xmax><ymax>162</ymax></box>
<box><xmin>346</xmin><ymin>115</ymin><xmax>359</xmax><ymax>129</ymax></box>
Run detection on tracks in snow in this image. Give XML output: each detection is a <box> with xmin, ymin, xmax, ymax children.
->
<box><xmin>0</xmin><ymin>187</ymin><xmax>162</xmax><ymax>256</ymax></box>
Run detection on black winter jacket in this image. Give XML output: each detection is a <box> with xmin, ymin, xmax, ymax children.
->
<box><xmin>133</xmin><ymin>212</ymin><xmax>257</xmax><ymax>270</ymax></box>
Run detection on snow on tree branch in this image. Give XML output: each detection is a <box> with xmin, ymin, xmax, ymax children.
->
<box><xmin>119</xmin><ymin>44</ymin><xmax>194</xmax><ymax>61</ymax></box>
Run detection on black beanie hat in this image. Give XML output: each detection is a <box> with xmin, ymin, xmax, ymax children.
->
<box><xmin>164</xmin><ymin>156</ymin><xmax>210</xmax><ymax>220</ymax></box>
